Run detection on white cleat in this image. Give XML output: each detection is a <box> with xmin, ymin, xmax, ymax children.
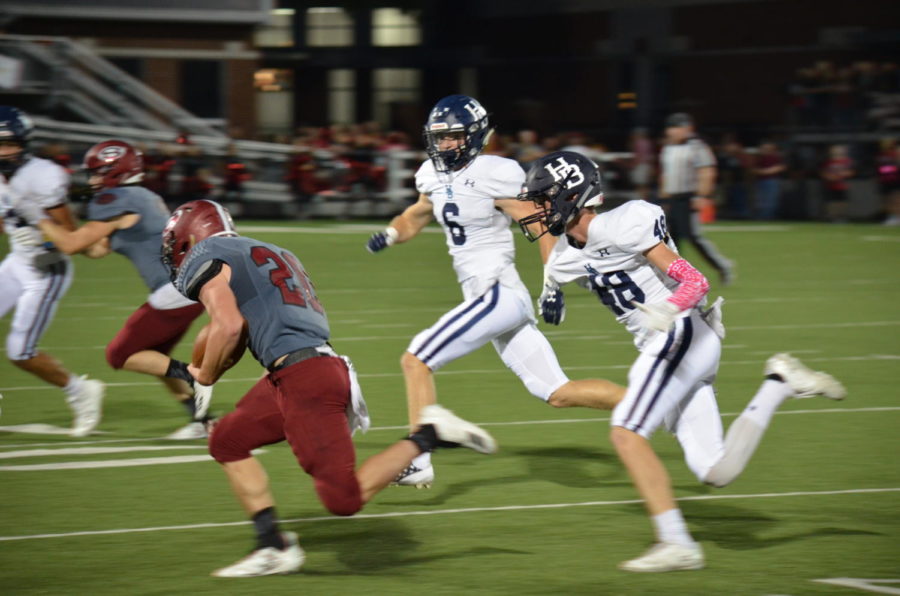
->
<box><xmin>418</xmin><ymin>405</ymin><xmax>497</xmax><ymax>455</ymax></box>
<box><xmin>212</xmin><ymin>532</ymin><xmax>305</xmax><ymax>578</ymax></box>
<box><xmin>67</xmin><ymin>376</ymin><xmax>104</xmax><ymax>437</ymax></box>
<box><xmin>392</xmin><ymin>463</ymin><xmax>435</xmax><ymax>489</ymax></box>
<box><xmin>166</xmin><ymin>421</ymin><xmax>208</xmax><ymax>440</ymax></box>
<box><xmin>765</xmin><ymin>353</ymin><xmax>846</xmax><ymax>399</ymax></box>
<box><xmin>619</xmin><ymin>542</ymin><xmax>705</xmax><ymax>573</ymax></box>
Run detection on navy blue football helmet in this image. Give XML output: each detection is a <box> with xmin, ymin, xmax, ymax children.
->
<box><xmin>0</xmin><ymin>106</ymin><xmax>33</xmax><ymax>178</ymax></box>
<box><xmin>517</xmin><ymin>151</ymin><xmax>604</xmax><ymax>241</ymax></box>
<box><xmin>423</xmin><ymin>95</ymin><xmax>492</xmax><ymax>173</ymax></box>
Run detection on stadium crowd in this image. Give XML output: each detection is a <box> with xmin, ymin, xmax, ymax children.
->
<box><xmin>30</xmin><ymin>105</ymin><xmax>900</xmax><ymax>225</ymax></box>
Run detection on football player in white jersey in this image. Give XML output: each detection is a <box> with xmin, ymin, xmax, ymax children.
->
<box><xmin>0</xmin><ymin>106</ymin><xmax>104</xmax><ymax>437</ymax></box>
<box><xmin>517</xmin><ymin>150</ymin><xmax>846</xmax><ymax>573</ymax></box>
<box><xmin>366</xmin><ymin>95</ymin><xmax>626</xmax><ymax>488</ymax></box>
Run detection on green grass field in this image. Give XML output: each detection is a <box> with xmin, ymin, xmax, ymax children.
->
<box><xmin>1</xmin><ymin>220</ymin><xmax>898</xmax><ymax>595</ymax></box>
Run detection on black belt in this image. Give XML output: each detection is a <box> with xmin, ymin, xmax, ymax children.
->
<box><xmin>268</xmin><ymin>347</ymin><xmax>329</xmax><ymax>373</ymax></box>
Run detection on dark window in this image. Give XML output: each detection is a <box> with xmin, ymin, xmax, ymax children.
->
<box><xmin>180</xmin><ymin>60</ymin><xmax>221</xmax><ymax>118</ymax></box>
<box><xmin>108</xmin><ymin>57</ymin><xmax>143</xmax><ymax>79</ymax></box>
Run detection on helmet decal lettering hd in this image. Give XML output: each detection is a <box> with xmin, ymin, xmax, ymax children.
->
<box><xmin>423</xmin><ymin>95</ymin><xmax>492</xmax><ymax>174</ymax></box>
<box><xmin>516</xmin><ymin>151</ymin><xmax>604</xmax><ymax>241</ymax></box>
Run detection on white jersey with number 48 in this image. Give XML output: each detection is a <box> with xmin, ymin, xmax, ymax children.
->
<box><xmin>546</xmin><ymin>200</ymin><xmax>694</xmax><ymax>349</ymax></box>
<box><xmin>415</xmin><ymin>154</ymin><xmax>526</xmax><ymax>299</ymax></box>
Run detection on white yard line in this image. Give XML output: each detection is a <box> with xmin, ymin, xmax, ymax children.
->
<box><xmin>1</xmin><ymin>407</ymin><xmax>897</xmax><ymax>449</ymax></box>
<box><xmin>1</xmin><ymin>353</ymin><xmax>897</xmax><ymax>392</ymax></box>
<box><xmin>0</xmin><ymin>487</ymin><xmax>895</xmax><ymax>543</ymax></box>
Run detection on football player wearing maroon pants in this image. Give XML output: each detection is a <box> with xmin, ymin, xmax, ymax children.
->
<box><xmin>34</xmin><ymin>139</ymin><xmax>209</xmax><ymax>438</ymax></box>
<box><xmin>162</xmin><ymin>199</ymin><xmax>497</xmax><ymax>577</ymax></box>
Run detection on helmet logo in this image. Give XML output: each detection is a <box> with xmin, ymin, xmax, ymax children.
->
<box><xmin>463</xmin><ymin>101</ymin><xmax>486</xmax><ymax>121</ymax></box>
<box><xmin>98</xmin><ymin>145</ymin><xmax>126</xmax><ymax>162</ymax></box>
<box><xmin>544</xmin><ymin>157</ymin><xmax>584</xmax><ymax>188</ymax></box>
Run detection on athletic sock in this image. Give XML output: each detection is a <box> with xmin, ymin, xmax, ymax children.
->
<box><xmin>405</xmin><ymin>424</ymin><xmax>438</xmax><ymax>453</ymax></box>
<box><xmin>704</xmin><ymin>379</ymin><xmax>795</xmax><ymax>487</ymax></box>
<box><xmin>740</xmin><ymin>379</ymin><xmax>793</xmax><ymax>428</ymax></box>
<box><xmin>252</xmin><ymin>507</ymin><xmax>285</xmax><ymax>550</ymax></box>
<box><xmin>652</xmin><ymin>508</ymin><xmax>695</xmax><ymax>547</ymax></box>
<box><xmin>165</xmin><ymin>358</ymin><xmax>194</xmax><ymax>384</ymax></box>
<box><xmin>181</xmin><ymin>396</ymin><xmax>197</xmax><ymax>418</ymax></box>
<box><xmin>62</xmin><ymin>374</ymin><xmax>84</xmax><ymax>398</ymax></box>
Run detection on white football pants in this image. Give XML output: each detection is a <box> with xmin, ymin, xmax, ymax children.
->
<box><xmin>611</xmin><ymin>309</ymin><xmax>729</xmax><ymax>481</ymax></box>
<box><xmin>406</xmin><ymin>281</ymin><xmax>569</xmax><ymax>400</ymax></box>
<box><xmin>0</xmin><ymin>252</ymin><xmax>73</xmax><ymax>360</ymax></box>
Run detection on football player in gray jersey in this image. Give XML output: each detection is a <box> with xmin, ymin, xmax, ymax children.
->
<box><xmin>163</xmin><ymin>199</ymin><xmax>498</xmax><ymax>578</ymax></box>
<box><xmin>35</xmin><ymin>140</ymin><xmax>209</xmax><ymax>439</ymax></box>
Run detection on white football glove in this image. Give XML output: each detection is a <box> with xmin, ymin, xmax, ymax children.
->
<box><xmin>10</xmin><ymin>226</ymin><xmax>43</xmax><ymax>247</ymax></box>
<box><xmin>633</xmin><ymin>300</ymin><xmax>682</xmax><ymax>333</ymax></box>
<box><xmin>699</xmin><ymin>296</ymin><xmax>726</xmax><ymax>340</ymax></box>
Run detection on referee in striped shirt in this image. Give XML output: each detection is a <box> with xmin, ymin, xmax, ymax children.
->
<box><xmin>659</xmin><ymin>113</ymin><xmax>734</xmax><ymax>285</ymax></box>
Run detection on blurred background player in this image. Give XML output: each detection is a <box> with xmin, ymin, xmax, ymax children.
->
<box><xmin>658</xmin><ymin>113</ymin><xmax>734</xmax><ymax>285</ymax></box>
<box><xmin>32</xmin><ymin>139</ymin><xmax>210</xmax><ymax>439</ymax></box>
<box><xmin>518</xmin><ymin>151</ymin><xmax>847</xmax><ymax>572</ymax></box>
<box><xmin>161</xmin><ymin>199</ymin><xmax>497</xmax><ymax>577</ymax></box>
<box><xmin>0</xmin><ymin>106</ymin><xmax>104</xmax><ymax>437</ymax></box>
<box><xmin>367</xmin><ymin>95</ymin><xmax>626</xmax><ymax>488</ymax></box>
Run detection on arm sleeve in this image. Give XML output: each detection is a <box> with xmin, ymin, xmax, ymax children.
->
<box><xmin>181</xmin><ymin>258</ymin><xmax>225</xmax><ymax>301</ymax></box>
<box><xmin>665</xmin><ymin>258</ymin><xmax>710</xmax><ymax>311</ymax></box>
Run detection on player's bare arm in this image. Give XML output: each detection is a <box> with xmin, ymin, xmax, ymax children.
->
<box><xmin>497</xmin><ymin>197</ymin><xmax>555</xmax><ymax>262</ymax></box>
<box><xmin>45</xmin><ymin>203</ymin><xmax>78</xmax><ymax>232</ymax></box>
<box><xmin>189</xmin><ymin>264</ymin><xmax>245</xmax><ymax>385</ymax></box>
<box><xmin>390</xmin><ymin>193</ymin><xmax>434</xmax><ymax>242</ymax></box>
<box><xmin>367</xmin><ymin>193</ymin><xmax>433</xmax><ymax>252</ymax></box>
<box><xmin>37</xmin><ymin>213</ymin><xmax>140</xmax><ymax>255</ymax></box>
<box><xmin>83</xmin><ymin>237</ymin><xmax>111</xmax><ymax>259</ymax></box>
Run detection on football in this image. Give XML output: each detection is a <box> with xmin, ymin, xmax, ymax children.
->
<box><xmin>191</xmin><ymin>320</ymin><xmax>250</xmax><ymax>371</ymax></box>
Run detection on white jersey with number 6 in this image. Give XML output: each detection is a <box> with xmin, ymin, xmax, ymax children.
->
<box><xmin>546</xmin><ymin>200</ymin><xmax>694</xmax><ymax>350</ymax></box>
<box><xmin>409</xmin><ymin>153</ymin><xmax>567</xmax><ymax>400</ymax></box>
<box><xmin>415</xmin><ymin>154</ymin><xmax>525</xmax><ymax>299</ymax></box>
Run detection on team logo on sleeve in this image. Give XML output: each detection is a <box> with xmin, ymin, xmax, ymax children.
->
<box><xmin>544</xmin><ymin>156</ymin><xmax>585</xmax><ymax>188</ymax></box>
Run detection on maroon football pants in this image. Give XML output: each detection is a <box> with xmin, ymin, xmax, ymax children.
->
<box><xmin>208</xmin><ymin>355</ymin><xmax>363</xmax><ymax>516</ymax></box>
<box><xmin>106</xmin><ymin>302</ymin><xmax>205</xmax><ymax>369</ymax></box>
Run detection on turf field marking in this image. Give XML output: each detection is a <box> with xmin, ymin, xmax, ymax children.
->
<box><xmin>0</xmin><ymin>487</ymin><xmax>894</xmax><ymax>542</ymax></box>
<box><xmin>0</xmin><ymin>445</ymin><xmax>207</xmax><ymax>459</ymax></box>
<box><xmin>0</xmin><ymin>354</ymin><xmax>896</xmax><ymax>392</ymax></box>
<box><xmin>861</xmin><ymin>235</ymin><xmax>900</xmax><ymax>243</ymax></box>
<box><xmin>1</xmin><ymin>407</ymin><xmax>897</xmax><ymax>447</ymax></box>
<box><xmin>0</xmin><ymin>455</ymin><xmax>215</xmax><ymax>471</ymax></box>
<box><xmin>813</xmin><ymin>578</ymin><xmax>900</xmax><ymax>595</ymax></box>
